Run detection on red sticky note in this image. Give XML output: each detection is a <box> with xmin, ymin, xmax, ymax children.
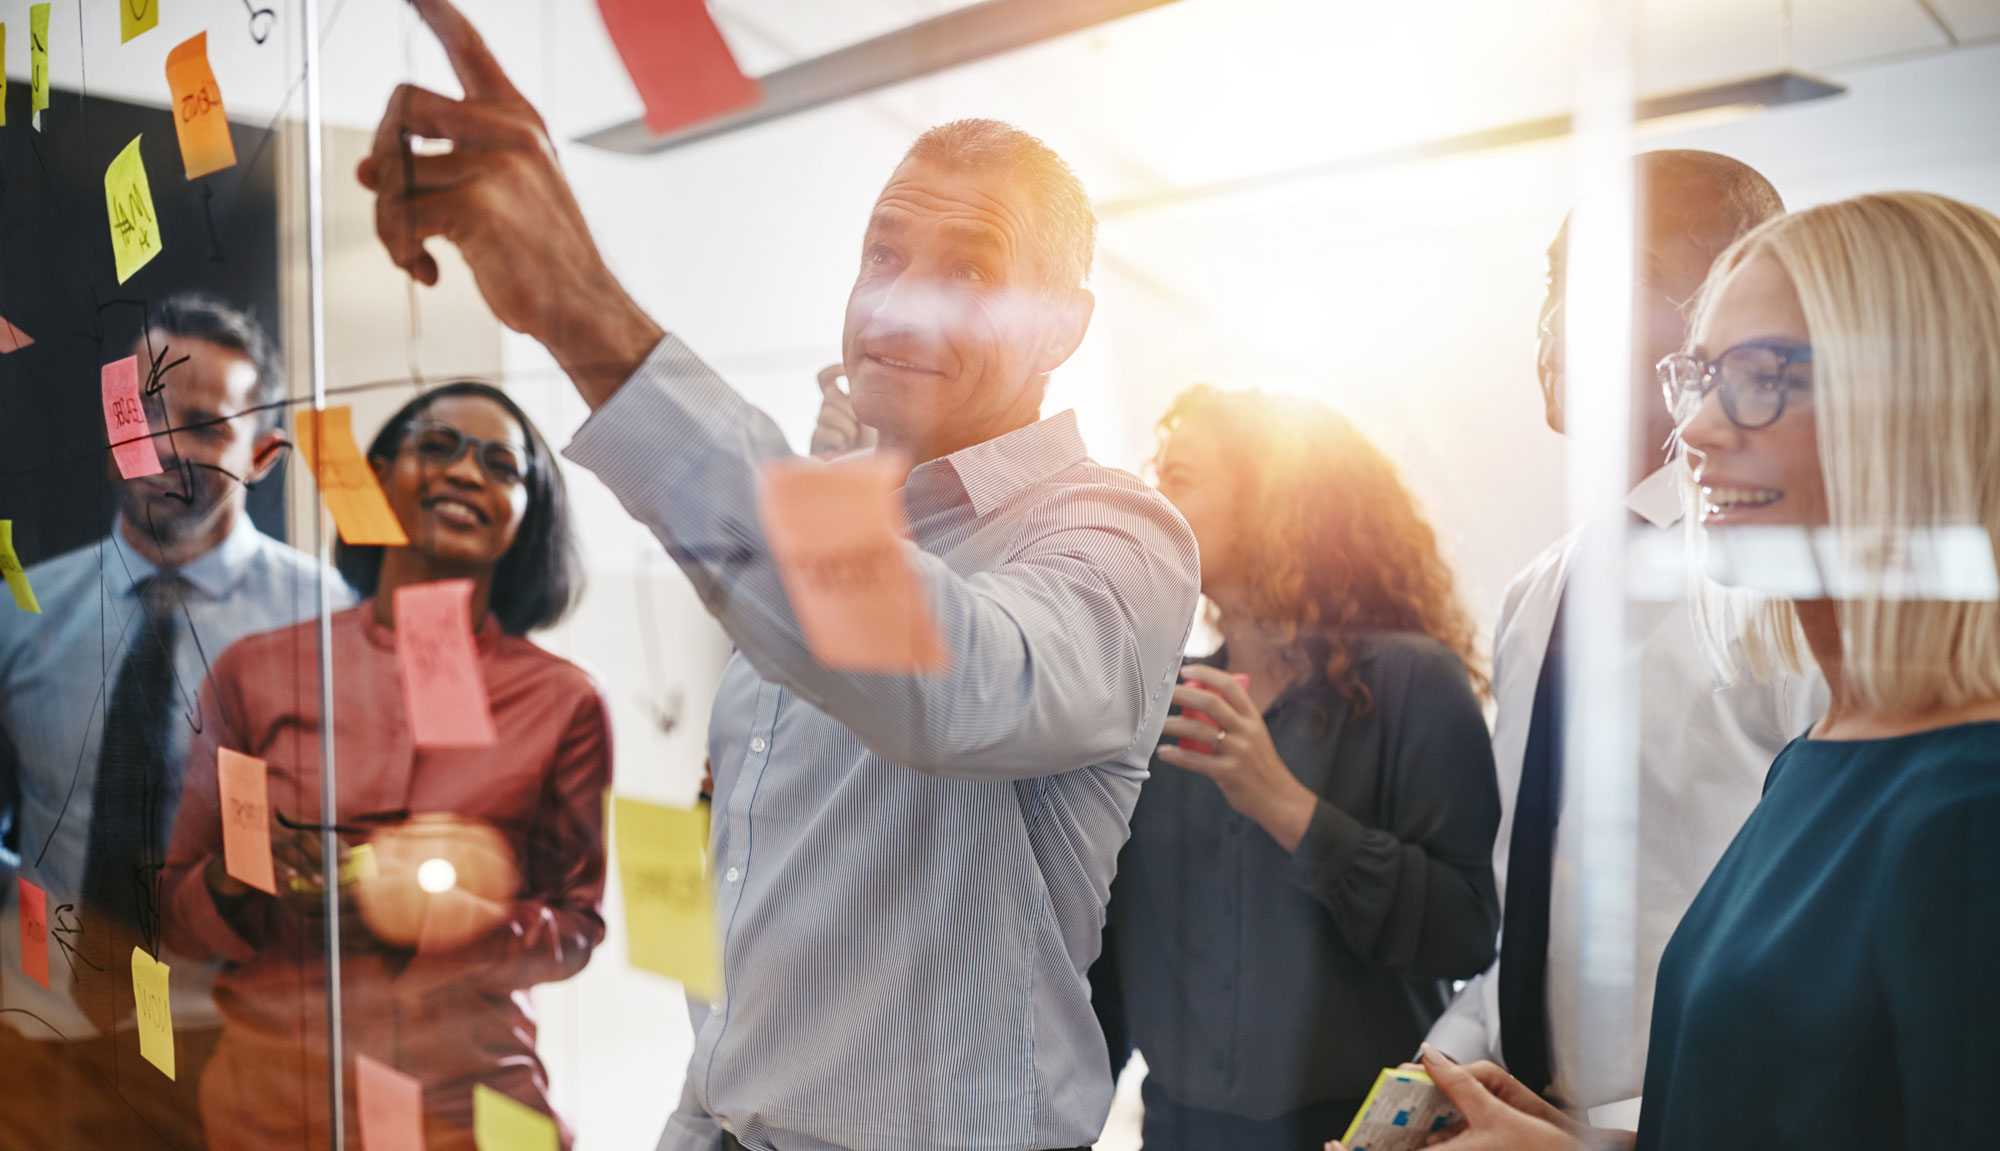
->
<box><xmin>355</xmin><ymin>1054</ymin><xmax>425</xmax><ymax>1151</ymax></box>
<box><xmin>758</xmin><ymin>455</ymin><xmax>948</xmax><ymax>674</ymax></box>
<box><xmin>102</xmin><ymin>356</ymin><xmax>163</xmax><ymax>478</ymax></box>
<box><xmin>17</xmin><ymin>878</ymin><xmax>49</xmax><ymax>988</ymax></box>
<box><xmin>395</xmin><ymin>579</ymin><xmax>497</xmax><ymax>748</ymax></box>
<box><xmin>164</xmin><ymin>33</ymin><xmax>237</xmax><ymax>179</ymax></box>
<box><xmin>1181</xmin><ymin>673</ymin><xmax>1250</xmax><ymax>754</ymax></box>
<box><xmin>0</xmin><ymin>316</ymin><xmax>31</xmax><ymax>353</ymax></box>
<box><xmin>217</xmin><ymin>749</ymin><xmax>277</xmax><ymax>895</ymax></box>
<box><xmin>595</xmin><ymin>0</ymin><xmax>762</xmax><ymax>135</ymax></box>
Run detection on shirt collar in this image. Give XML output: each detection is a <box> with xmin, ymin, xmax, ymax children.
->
<box><xmin>909</xmin><ymin>409</ymin><xmax>1089</xmax><ymax>520</ymax></box>
<box><xmin>108</xmin><ymin>513</ymin><xmax>268</xmax><ymax>601</ymax></box>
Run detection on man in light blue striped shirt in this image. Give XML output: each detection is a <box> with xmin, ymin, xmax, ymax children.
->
<box><xmin>358</xmin><ymin>4</ymin><xmax>1202</xmax><ymax>1148</ymax></box>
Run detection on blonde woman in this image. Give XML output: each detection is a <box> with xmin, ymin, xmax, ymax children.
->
<box><xmin>1402</xmin><ymin>193</ymin><xmax>2000</xmax><ymax>1151</ymax></box>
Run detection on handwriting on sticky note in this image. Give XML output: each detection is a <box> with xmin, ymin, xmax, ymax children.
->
<box><xmin>356</xmin><ymin>1054</ymin><xmax>425</xmax><ymax>1151</ymax></box>
<box><xmin>758</xmin><ymin>455</ymin><xmax>948</xmax><ymax>673</ymax></box>
<box><xmin>131</xmin><ymin>947</ymin><xmax>175</xmax><ymax>1079</ymax></box>
<box><xmin>1</xmin><ymin>522</ymin><xmax>40</xmax><ymax>614</ymax></box>
<box><xmin>102</xmin><ymin>356</ymin><xmax>164</xmax><ymax>479</ymax></box>
<box><xmin>105</xmin><ymin>136</ymin><xmax>164</xmax><ymax>283</ymax></box>
<box><xmin>217</xmin><ymin>749</ymin><xmax>277</xmax><ymax>895</ymax></box>
<box><xmin>164</xmin><ymin>33</ymin><xmax>236</xmax><ymax>179</ymax></box>
<box><xmin>29</xmin><ymin>5</ymin><xmax>48</xmax><ymax>121</ymax></box>
<box><xmin>0</xmin><ymin>315</ymin><xmax>32</xmax><ymax>353</ymax></box>
<box><xmin>120</xmin><ymin>0</ymin><xmax>157</xmax><ymax>43</ymax></box>
<box><xmin>595</xmin><ymin>0</ymin><xmax>761</xmax><ymax>136</ymax></box>
<box><xmin>613</xmin><ymin>795</ymin><xmax>720</xmax><ymax>999</ymax></box>
<box><xmin>17</xmin><ymin>879</ymin><xmax>49</xmax><ymax>988</ymax></box>
<box><xmin>395</xmin><ymin>579</ymin><xmax>497</xmax><ymax>748</ymax></box>
<box><xmin>293</xmin><ymin>407</ymin><xmax>411</xmax><ymax>546</ymax></box>
<box><xmin>473</xmin><ymin>1083</ymin><xmax>558</xmax><ymax>1151</ymax></box>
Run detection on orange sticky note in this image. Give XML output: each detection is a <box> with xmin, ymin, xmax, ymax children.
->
<box><xmin>473</xmin><ymin>1083</ymin><xmax>558</xmax><ymax>1151</ymax></box>
<box><xmin>0</xmin><ymin>316</ymin><xmax>32</xmax><ymax>353</ymax></box>
<box><xmin>131</xmin><ymin>947</ymin><xmax>175</xmax><ymax>1079</ymax></box>
<box><xmin>595</xmin><ymin>0</ymin><xmax>761</xmax><ymax>135</ymax></box>
<box><xmin>757</xmin><ymin>455</ymin><xmax>947</xmax><ymax>673</ymax></box>
<box><xmin>120</xmin><ymin>0</ymin><xmax>158</xmax><ymax>43</ymax></box>
<box><xmin>1</xmin><ymin>521</ymin><xmax>39</xmax><ymax>614</ymax></box>
<box><xmin>17</xmin><ymin>879</ymin><xmax>49</xmax><ymax>988</ymax></box>
<box><xmin>102</xmin><ymin>356</ymin><xmax>163</xmax><ymax>479</ymax></box>
<box><xmin>395</xmin><ymin>579</ymin><xmax>497</xmax><ymax>748</ymax></box>
<box><xmin>217</xmin><ymin>749</ymin><xmax>277</xmax><ymax>895</ymax></box>
<box><xmin>105</xmin><ymin>135</ymin><xmax>164</xmax><ymax>283</ymax></box>
<box><xmin>164</xmin><ymin>33</ymin><xmax>236</xmax><ymax>179</ymax></box>
<box><xmin>294</xmin><ymin>407</ymin><xmax>410</xmax><ymax>546</ymax></box>
<box><xmin>355</xmin><ymin>1054</ymin><xmax>425</xmax><ymax>1151</ymax></box>
<box><xmin>613</xmin><ymin>796</ymin><xmax>720</xmax><ymax>998</ymax></box>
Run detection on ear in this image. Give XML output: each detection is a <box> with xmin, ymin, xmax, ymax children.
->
<box><xmin>246</xmin><ymin>427</ymin><xmax>289</xmax><ymax>485</ymax></box>
<box><xmin>1032</xmin><ymin>288</ymin><xmax>1095</xmax><ymax>375</ymax></box>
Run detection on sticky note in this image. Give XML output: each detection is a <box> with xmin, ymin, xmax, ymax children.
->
<box><xmin>131</xmin><ymin>947</ymin><xmax>175</xmax><ymax>1079</ymax></box>
<box><xmin>120</xmin><ymin>0</ymin><xmax>157</xmax><ymax>43</ymax></box>
<box><xmin>293</xmin><ymin>407</ymin><xmax>410</xmax><ymax>546</ymax></box>
<box><xmin>394</xmin><ymin>579</ymin><xmax>497</xmax><ymax>748</ymax></box>
<box><xmin>1339</xmin><ymin>1067</ymin><xmax>1461</xmax><ymax>1151</ymax></box>
<box><xmin>102</xmin><ymin>356</ymin><xmax>164</xmax><ymax>479</ymax></box>
<box><xmin>105</xmin><ymin>136</ymin><xmax>164</xmax><ymax>283</ymax></box>
<box><xmin>355</xmin><ymin>1054</ymin><xmax>425</xmax><ymax>1151</ymax></box>
<box><xmin>613</xmin><ymin>795</ymin><xmax>720</xmax><ymax>999</ymax></box>
<box><xmin>164</xmin><ymin>33</ymin><xmax>236</xmax><ymax>178</ymax></box>
<box><xmin>2</xmin><ymin>26</ymin><xmax>9</xmax><ymax>129</ymax></box>
<box><xmin>595</xmin><ymin>0</ymin><xmax>761</xmax><ymax>136</ymax></box>
<box><xmin>1</xmin><ymin>522</ymin><xmax>39</xmax><ymax>614</ymax></box>
<box><xmin>17</xmin><ymin>879</ymin><xmax>49</xmax><ymax>988</ymax></box>
<box><xmin>0</xmin><ymin>316</ymin><xmax>33</xmax><ymax>353</ymax></box>
<box><xmin>217</xmin><ymin>749</ymin><xmax>277</xmax><ymax>895</ymax></box>
<box><xmin>29</xmin><ymin>5</ymin><xmax>48</xmax><ymax>122</ymax></box>
<box><xmin>472</xmin><ymin>1083</ymin><xmax>558</xmax><ymax>1151</ymax></box>
<box><xmin>758</xmin><ymin>455</ymin><xmax>947</xmax><ymax>673</ymax></box>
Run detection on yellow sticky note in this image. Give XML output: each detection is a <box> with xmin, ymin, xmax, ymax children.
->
<box><xmin>0</xmin><ymin>522</ymin><xmax>38</xmax><ymax>614</ymax></box>
<box><xmin>105</xmin><ymin>136</ymin><xmax>164</xmax><ymax>284</ymax></box>
<box><xmin>613</xmin><ymin>796</ymin><xmax>720</xmax><ymax>999</ymax></box>
<box><xmin>29</xmin><ymin>5</ymin><xmax>49</xmax><ymax>120</ymax></box>
<box><xmin>131</xmin><ymin>947</ymin><xmax>175</xmax><ymax>1080</ymax></box>
<box><xmin>165</xmin><ymin>33</ymin><xmax>236</xmax><ymax>178</ymax></box>
<box><xmin>293</xmin><ymin>407</ymin><xmax>410</xmax><ymax>546</ymax></box>
<box><xmin>472</xmin><ymin>1084</ymin><xmax>558</xmax><ymax>1151</ymax></box>
<box><xmin>120</xmin><ymin>0</ymin><xmax>158</xmax><ymax>43</ymax></box>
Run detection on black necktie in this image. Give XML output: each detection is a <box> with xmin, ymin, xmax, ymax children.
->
<box><xmin>1499</xmin><ymin>598</ymin><xmax>1564</xmax><ymax>1097</ymax></box>
<box><xmin>79</xmin><ymin>571</ymin><xmax>188</xmax><ymax>1030</ymax></box>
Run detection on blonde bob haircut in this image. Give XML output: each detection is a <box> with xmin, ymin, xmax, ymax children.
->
<box><xmin>1688</xmin><ymin>191</ymin><xmax>2000</xmax><ymax>713</ymax></box>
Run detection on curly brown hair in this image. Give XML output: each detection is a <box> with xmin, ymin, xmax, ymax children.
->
<box><xmin>1156</xmin><ymin>384</ymin><xmax>1489</xmax><ymax>713</ymax></box>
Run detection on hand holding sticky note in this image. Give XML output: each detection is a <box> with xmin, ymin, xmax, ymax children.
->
<box><xmin>165</xmin><ymin>33</ymin><xmax>237</xmax><ymax>178</ymax></box>
<box><xmin>613</xmin><ymin>795</ymin><xmax>719</xmax><ymax>999</ymax></box>
<box><xmin>395</xmin><ymin>579</ymin><xmax>497</xmax><ymax>748</ymax></box>
<box><xmin>355</xmin><ymin>1054</ymin><xmax>426</xmax><ymax>1151</ymax></box>
<box><xmin>17</xmin><ymin>879</ymin><xmax>49</xmax><ymax>988</ymax></box>
<box><xmin>473</xmin><ymin>1083</ymin><xmax>558</xmax><ymax>1151</ymax></box>
<box><xmin>102</xmin><ymin>356</ymin><xmax>164</xmax><ymax>479</ymax></box>
<box><xmin>131</xmin><ymin>948</ymin><xmax>175</xmax><ymax>1079</ymax></box>
<box><xmin>758</xmin><ymin>455</ymin><xmax>947</xmax><ymax>673</ymax></box>
<box><xmin>105</xmin><ymin>136</ymin><xmax>164</xmax><ymax>283</ymax></box>
<box><xmin>294</xmin><ymin>407</ymin><xmax>410</xmax><ymax>546</ymax></box>
<box><xmin>1</xmin><ymin>521</ymin><xmax>40</xmax><ymax>614</ymax></box>
<box><xmin>218</xmin><ymin>749</ymin><xmax>278</xmax><ymax>895</ymax></box>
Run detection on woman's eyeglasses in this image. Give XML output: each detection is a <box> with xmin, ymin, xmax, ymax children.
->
<box><xmin>1657</xmin><ymin>341</ymin><xmax>1813</xmax><ymax>430</ymax></box>
<box><xmin>404</xmin><ymin>420</ymin><xmax>532</xmax><ymax>487</ymax></box>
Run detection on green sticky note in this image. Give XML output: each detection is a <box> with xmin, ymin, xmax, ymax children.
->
<box><xmin>104</xmin><ymin>136</ymin><xmax>163</xmax><ymax>283</ymax></box>
<box><xmin>472</xmin><ymin>1084</ymin><xmax>557</xmax><ymax>1151</ymax></box>
<box><xmin>120</xmin><ymin>0</ymin><xmax>157</xmax><ymax>43</ymax></box>
<box><xmin>0</xmin><ymin>522</ymin><xmax>40</xmax><ymax>613</ymax></box>
<box><xmin>613</xmin><ymin>795</ymin><xmax>721</xmax><ymax>999</ymax></box>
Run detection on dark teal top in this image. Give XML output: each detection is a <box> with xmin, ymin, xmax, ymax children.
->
<box><xmin>1638</xmin><ymin>721</ymin><xmax>2000</xmax><ymax>1150</ymax></box>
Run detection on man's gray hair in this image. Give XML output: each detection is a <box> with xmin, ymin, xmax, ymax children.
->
<box><xmin>901</xmin><ymin>119</ymin><xmax>1097</xmax><ymax>291</ymax></box>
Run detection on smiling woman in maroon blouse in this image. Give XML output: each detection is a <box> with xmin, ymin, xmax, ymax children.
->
<box><xmin>162</xmin><ymin>382</ymin><xmax>611</xmax><ymax>1151</ymax></box>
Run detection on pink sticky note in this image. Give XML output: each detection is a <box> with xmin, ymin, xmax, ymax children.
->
<box><xmin>17</xmin><ymin>878</ymin><xmax>49</xmax><ymax>988</ymax></box>
<box><xmin>395</xmin><ymin>579</ymin><xmax>497</xmax><ymax>748</ymax></box>
<box><xmin>355</xmin><ymin>1054</ymin><xmax>425</xmax><ymax>1151</ymax></box>
<box><xmin>102</xmin><ymin>356</ymin><xmax>163</xmax><ymax>478</ymax></box>
<box><xmin>596</xmin><ymin>0</ymin><xmax>762</xmax><ymax>135</ymax></box>
<box><xmin>0</xmin><ymin>316</ymin><xmax>32</xmax><ymax>353</ymax></box>
<box><xmin>217</xmin><ymin>749</ymin><xmax>277</xmax><ymax>895</ymax></box>
<box><xmin>1181</xmin><ymin>673</ymin><xmax>1251</xmax><ymax>754</ymax></box>
<box><xmin>758</xmin><ymin>455</ymin><xmax>948</xmax><ymax>674</ymax></box>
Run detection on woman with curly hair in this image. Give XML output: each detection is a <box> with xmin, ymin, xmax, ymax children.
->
<box><xmin>1093</xmin><ymin>385</ymin><xmax>1502</xmax><ymax>1150</ymax></box>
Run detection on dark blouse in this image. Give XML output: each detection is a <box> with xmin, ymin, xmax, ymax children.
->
<box><xmin>1094</xmin><ymin>632</ymin><xmax>1501</xmax><ymax>1119</ymax></box>
<box><xmin>1638</xmin><ymin>721</ymin><xmax>2000</xmax><ymax>1150</ymax></box>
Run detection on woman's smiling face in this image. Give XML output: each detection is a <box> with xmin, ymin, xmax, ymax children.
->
<box><xmin>374</xmin><ymin>393</ymin><xmax>531</xmax><ymax>573</ymax></box>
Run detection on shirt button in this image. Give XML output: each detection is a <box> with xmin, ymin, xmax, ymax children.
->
<box><xmin>709</xmin><ymin>1002</ymin><xmax>723</xmax><ymax>1016</ymax></box>
<box><xmin>749</xmin><ymin>737</ymin><xmax>768</xmax><ymax>753</ymax></box>
<box><xmin>725</xmin><ymin>867</ymin><xmax>741</xmax><ymax>883</ymax></box>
